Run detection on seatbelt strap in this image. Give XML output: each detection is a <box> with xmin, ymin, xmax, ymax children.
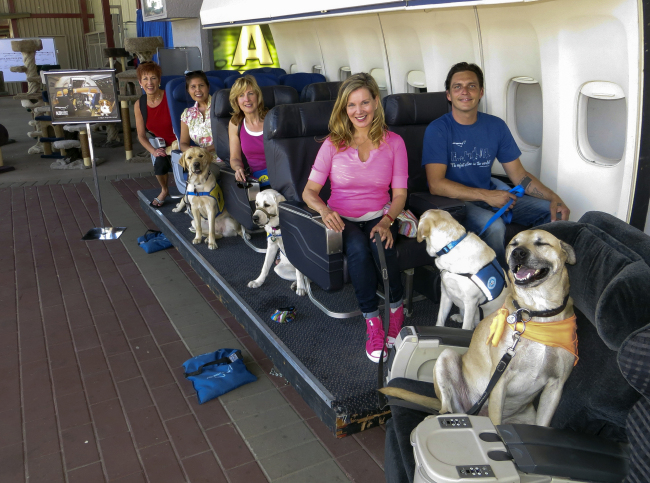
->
<box><xmin>477</xmin><ymin>185</ymin><xmax>525</xmax><ymax>237</ymax></box>
<box><xmin>466</xmin><ymin>351</ymin><xmax>514</xmax><ymax>415</ymax></box>
<box><xmin>375</xmin><ymin>232</ymin><xmax>391</xmax><ymax>409</ymax></box>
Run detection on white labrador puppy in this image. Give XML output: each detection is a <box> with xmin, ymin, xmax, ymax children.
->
<box><xmin>247</xmin><ymin>189</ymin><xmax>306</xmax><ymax>296</ymax></box>
<box><xmin>417</xmin><ymin>209</ymin><xmax>509</xmax><ymax>330</ymax></box>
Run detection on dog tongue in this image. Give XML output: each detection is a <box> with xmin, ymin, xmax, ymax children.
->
<box><xmin>515</xmin><ymin>268</ymin><xmax>536</xmax><ymax>280</ymax></box>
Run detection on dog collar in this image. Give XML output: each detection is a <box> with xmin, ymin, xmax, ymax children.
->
<box><xmin>509</xmin><ymin>294</ymin><xmax>570</xmax><ymax>323</ymax></box>
<box><xmin>436</xmin><ymin>233</ymin><xmax>467</xmax><ymax>257</ymax></box>
<box><xmin>187</xmin><ymin>191</ymin><xmax>211</xmax><ymax>197</ymax></box>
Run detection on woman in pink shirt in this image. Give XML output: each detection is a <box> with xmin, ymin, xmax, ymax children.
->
<box><xmin>228</xmin><ymin>75</ymin><xmax>270</xmax><ymax>187</ymax></box>
<box><xmin>303</xmin><ymin>73</ymin><xmax>408</xmax><ymax>363</ymax></box>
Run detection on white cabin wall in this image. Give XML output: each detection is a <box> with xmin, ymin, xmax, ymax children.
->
<box><xmin>269</xmin><ymin>21</ymin><xmax>324</xmax><ymax>76</ymax></box>
<box><xmin>315</xmin><ymin>15</ymin><xmax>387</xmax><ymax>84</ymax></box>
<box><xmin>378</xmin><ymin>9</ymin><xmax>480</xmax><ymax>95</ymax></box>
<box><xmin>477</xmin><ymin>11</ymin><xmax>543</xmax><ymax>178</ymax></box>
<box><xmin>474</xmin><ymin>0</ymin><xmax>638</xmax><ymax>221</ymax></box>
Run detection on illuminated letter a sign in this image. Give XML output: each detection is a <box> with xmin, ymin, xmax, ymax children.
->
<box><xmin>232</xmin><ymin>25</ymin><xmax>273</xmax><ymax>66</ymax></box>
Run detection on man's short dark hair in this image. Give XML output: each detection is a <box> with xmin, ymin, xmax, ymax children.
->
<box><xmin>445</xmin><ymin>62</ymin><xmax>484</xmax><ymax>91</ymax></box>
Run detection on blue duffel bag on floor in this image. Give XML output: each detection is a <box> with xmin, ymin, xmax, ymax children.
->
<box><xmin>137</xmin><ymin>230</ymin><xmax>172</xmax><ymax>254</ymax></box>
<box><xmin>183</xmin><ymin>348</ymin><xmax>257</xmax><ymax>404</ymax></box>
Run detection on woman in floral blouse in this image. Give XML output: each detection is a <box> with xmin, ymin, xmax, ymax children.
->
<box><xmin>180</xmin><ymin>71</ymin><xmax>214</xmax><ymax>152</ymax></box>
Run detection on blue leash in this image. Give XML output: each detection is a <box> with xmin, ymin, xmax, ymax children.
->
<box><xmin>477</xmin><ymin>185</ymin><xmax>525</xmax><ymax>237</ymax></box>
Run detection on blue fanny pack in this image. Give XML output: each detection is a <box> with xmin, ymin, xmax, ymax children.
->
<box><xmin>252</xmin><ymin>168</ymin><xmax>271</xmax><ymax>187</ymax></box>
<box><xmin>137</xmin><ymin>230</ymin><xmax>172</xmax><ymax>254</ymax></box>
<box><xmin>183</xmin><ymin>349</ymin><xmax>257</xmax><ymax>404</ymax></box>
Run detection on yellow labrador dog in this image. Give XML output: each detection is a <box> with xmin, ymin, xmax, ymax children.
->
<box><xmin>417</xmin><ymin>209</ymin><xmax>509</xmax><ymax>330</ymax></box>
<box><xmin>247</xmin><ymin>189</ymin><xmax>306</xmax><ymax>296</ymax></box>
<box><xmin>433</xmin><ymin>230</ymin><xmax>578</xmax><ymax>426</ymax></box>
<box><xmin>172</xmin><ymin>147</ymin><xmax>239</xmax><ymax>250</ymax></box>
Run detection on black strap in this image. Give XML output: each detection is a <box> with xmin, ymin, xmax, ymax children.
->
<box><xmin>466</xmin><ymin>352</ymin><xmax>513</xmax><ymax>415</ymax></box>
<box><xmin>139</xmin><ymin>94</ymin><xmax>148</xmax><ymax>130</ymax></box>
<box><xmin>512</xmin><ymin>294</ymin><xmax>569</xmax><ymax>318</ymax></box>
<box><xmin>375</xmin><ymin>232</ymin><xmax>391</xmax><ymax>409</ymax></box>
<box><xmin>184</xmin><ymin>350</ymin><xmax>242</xmax><ymax>377</ymax></box>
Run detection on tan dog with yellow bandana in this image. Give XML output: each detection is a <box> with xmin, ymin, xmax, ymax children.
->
<box><xmin>430</xmin><ymin>229</ymin><xmax>577</xmax><ymax>426</ymax></box>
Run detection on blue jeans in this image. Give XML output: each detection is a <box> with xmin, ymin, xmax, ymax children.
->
<box><xmin>342</xmin><ymin>216</ymin><xmax>403</xmax><ymax>317</ymax></box>
<box><xmin>464</xmin><ymin>178</ymin><xmax>551</xmax><ymax>269</ymax></box>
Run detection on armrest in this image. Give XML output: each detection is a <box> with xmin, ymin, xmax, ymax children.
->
<box><xmin>409</xmin><ymin>192</ymin><xmax>466</xmax><ymax>221</ymax></box>
<box><xmin>219</xmin><ymin>167</ymin><xmax>260</xmax><ymax>231</ymax></box>
<box><xmin>279</xmin><ymin>201</ymin><xmax>344</xmax><ymax>292</ymax></box>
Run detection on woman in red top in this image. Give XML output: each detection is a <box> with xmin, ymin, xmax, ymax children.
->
<box><xmin>134</xmin><ymin>62</ymin><xmax>176</xmax><ymax>207</ymax></box>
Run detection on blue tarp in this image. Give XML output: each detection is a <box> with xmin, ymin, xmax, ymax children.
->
<box><xmin>136</xmin><ymin>9</ymin><xmax>174</xmax><ymax>49</ymax></box>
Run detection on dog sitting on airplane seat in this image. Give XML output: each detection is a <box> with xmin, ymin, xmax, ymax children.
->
<box><xmin>417</xmin><ymin>209</ymin><xmax>510</xmax><ymax>330</ymax></box>
<box><xmin>247</xmin><ymin>189</ymin><xmax>306</xmax><ymax>296</ymax></box>
<box><xmin>383</xmin><ymin>230</ymin><xmax>578</xmax><ymax>426</ymax></box>
<box><xmin>172</xmin><ymin>147</ymin><xmax>239</xmax><ymax>249</ymax></box>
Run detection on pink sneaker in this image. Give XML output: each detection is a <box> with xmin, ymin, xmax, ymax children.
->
<box><xmin>386</xmin><ymin>305</ymin><xmax>404</xmax><ymax>349</ymax></box>
<box><xmin>366</xmin><ymin>316</ymin><xmax>388</xmax><ymax>363</ymax></box>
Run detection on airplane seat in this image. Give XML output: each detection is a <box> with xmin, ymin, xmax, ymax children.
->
<box><xmin>266</xmin><ymin>101</ymin><xmax>437</xmax><ymax>316</ymax></box>
<box><xmin>384</xmin><ymin>210</ymin><xmax>650</xmax><ymax>482</ymax></box>
<box><xmin>212</xmin><ymin>85</ymin><xmax>299</xmax><ymax>235</ymax></box>
<box><xmin>278</xmin><ymin>73</ymin><xmax>327</xmax><ymax>99</ymax></box>
<box><xmin>300</xmin><ymin>81</ymin><xmax>342</xmax><ymax>102</ymax></box>
<box><xmin>224</xmin><ymin>73</ymin><xmax>279</xmax><ymax>88</ymax></box>
<box><xmin>205</xmin><ymin>70</ymin><xmax>241</xmax><ymax>83</ymax></box>
<box><xmin>164</xmin><ymin>76</ymin><xmax>225</xmax><ymax>194</ymax></box>
<box><xmin>245</xmin><ymin>67</ymin><xmax>287</xmax><ymax>77</ymax></box>
<box><xmin>382</xmin><ymin>92</ymin><xmax>465</xmax><ymax>219</ymax></box>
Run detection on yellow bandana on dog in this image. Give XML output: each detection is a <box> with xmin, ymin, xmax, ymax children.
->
<box><xmin>486</xmin><ymin>308</ymin><xmax>579</xmax><ymax>365</ymax></box>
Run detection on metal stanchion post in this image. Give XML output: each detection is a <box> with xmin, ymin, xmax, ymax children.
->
<box><xmin>81</xmin><ymin>122</ymin><xmax>126</xmax><ymax>241</ymax></box>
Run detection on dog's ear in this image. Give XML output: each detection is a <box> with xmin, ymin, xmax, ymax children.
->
<box><xmin>560</xmin><ymin>240</ymin><xmax>576</xmax><ymax>265</ymax></box>
<box><xmin>275</xmin><ymin>193</ymin><xmax>286</xmax><ymax>204</ymax></box>
<box><xmin>416</xmin><ymin>217</ymin><xmax>429</xmax><ymax>243</ymax></box>
<box><xmin>178</xmin><ymin>152</ymin><xmax>187</xmax><ymax>170</ymax></box>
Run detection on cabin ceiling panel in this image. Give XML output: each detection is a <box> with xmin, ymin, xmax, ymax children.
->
<box><xmin>269</xmin><ymin>21</ymin><xmax>324</xmax><ymax>77</ymax></box>
<box><xmin>314</xmin><ymin>15</ymin><xmax>386</xmax><ymax>82</ymax></box>
<box><xmin>379</xmin><ymin>8</ymin><xmax>479</xmax><ymax>95</ymax></box>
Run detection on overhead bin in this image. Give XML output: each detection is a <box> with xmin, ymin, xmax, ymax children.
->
<box><xmin>200</xmin><ymin>0</ymin><xmax>542</xmax><ymax>28</ymax></box>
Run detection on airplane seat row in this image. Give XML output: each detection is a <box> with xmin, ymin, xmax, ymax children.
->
<box><xmin>300</xmin><ymin>81</ymin><xmax>342</xmax><ymax>102</ymax></box>
<box><xmin>267</xmin><ymin>94</ymin><xmax>465</xmax><ymax>315</ymax></box>
<box><xmin>278</xmin><ymin>72</ymin><xmax>327</xmax><ymax>99</ymax></box>
<box><xmin>213</xmin><ymin>85</ymin><xmax>300</xmax><ymax>232</ymax></box>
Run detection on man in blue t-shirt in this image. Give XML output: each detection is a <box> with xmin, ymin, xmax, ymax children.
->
<box><xmin>422</xmin><ymin>62</ymin><xmax>570</xmax><ymax>268</ymax></box>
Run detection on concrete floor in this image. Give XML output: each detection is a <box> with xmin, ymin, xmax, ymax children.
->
<box><xmin>0</xmin><ymin>93</ymin><xmax>386</xmax><ymax>483</ymax></box>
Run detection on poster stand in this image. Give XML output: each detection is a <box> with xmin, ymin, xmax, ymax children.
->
<box><xmin>81</xmin><ymin>123</ymin><xmax>125</xmax><ymax>241</ymax></box>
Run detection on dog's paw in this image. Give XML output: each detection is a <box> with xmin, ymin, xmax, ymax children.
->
<box><xmin>206</xmin><ymin>239</ymin><xmax>218</xmax><ymax>250</ymax></box>
<box><xmin>248</xmin><ymin>280</ymin><xmax>263</xmax><ymax>288</ymax></box>
<box><xmin>291</xmin><ymin>281</ymin><xmax>307</xmax><ymax>296</ymax></box>
<box><xmin>172</xmin><ymin>204</ymin><xmax>182</xmax><ymax>213</ymax></box>
<box><xmin>450</xmin><ymin>314</ymin><xmax>463</xmax><ymax>323</ymax></box>
<box><xmin>192</xmin><ymin>237</ymin><xmax>202</xmax><ymax>245</ymax></box>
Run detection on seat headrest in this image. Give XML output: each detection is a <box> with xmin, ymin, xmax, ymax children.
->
<box><xmin>213</xmin><ymin>85</ymin><xmax>299</xmax><ymax>119</ymax></box>
<box><xmin>540</xmin><ymin>215</ymin><xmax>650</xmax><ymax>350</ymax></box>
<box><xmin>383</xmin><ymin>92</ymin><xmax>449</xmax><ymax>126</ymax></box>
<box><xmin>173</xmin><ymin>82</ymin><xmax>191</xmax><ymax>104</ymax></box>
<box><xmin>245</xmin><ymin>67</ymin><xmax>287</xmax><ymax>77</ymax></box>
<box><xmin>300</xmin><ymin>81</ymin><xmax>342</xmax><ymax>102</ymax></box>
<box><xmin>264</xmin><ymin>100</ymin><xmax>335</xmax><ymax>140</ymax></box>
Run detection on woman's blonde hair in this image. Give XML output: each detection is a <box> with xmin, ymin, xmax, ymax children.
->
<box><xmin>229</xmin><ymin>75</ymin><xmax>268</xmax><ymax>126</ymax></box>
<box><xmin>328</xmin><ymin>72</ymin><xmax>387</xmax><ymax>150</ymax></box>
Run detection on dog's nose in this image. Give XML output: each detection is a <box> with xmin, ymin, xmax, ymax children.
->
<box><xmin>511</xmin><ymin>247</ymin><xmax>529</xmax><ymax>263</ymax></box>
<box><xmin>252</xmin><ymin>215</ymin><xmax>259</xmax><ymax>223</ymax></box>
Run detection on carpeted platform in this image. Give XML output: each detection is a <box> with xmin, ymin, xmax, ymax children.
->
<box><xmin>140</xmin><ymin>188</ymin><xmax>445</xmax><ymax>435</ymax></box>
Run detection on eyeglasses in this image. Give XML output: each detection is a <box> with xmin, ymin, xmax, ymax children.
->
<box><xmin>184</xmin><ymin>70</ymin><xmax>204</xmax><ymax>77</ymax></box>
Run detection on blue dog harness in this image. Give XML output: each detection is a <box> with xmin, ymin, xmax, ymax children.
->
<box><xmin>186</xmin><ymin>183</ymin><xmax>225</xmax><ymax>219</ymax></box>
<box><xmin>437</xmin><ymin>233</ymin><xmax>507</xmax><ymax>303</ymax></box>
<box><xmin>459</xmin><ymin>259</ymin><xmax>506</xmax><ymax>302</ymax></box>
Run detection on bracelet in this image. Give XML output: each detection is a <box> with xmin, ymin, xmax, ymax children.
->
<box><xmin>383</xmin><ymin>213</ymin><xmax>395</xmax><ymax>225</ymax></box>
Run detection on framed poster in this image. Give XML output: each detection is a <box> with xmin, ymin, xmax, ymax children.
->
<box><xmin>0</xmin><ymin>38</ymin><xmax>57</xmax><ymax>82</ymax></box>
<box><xmin>44</xmin><ymin>70</ymin><xmax>121</xmax><ymax>125</ymax></box>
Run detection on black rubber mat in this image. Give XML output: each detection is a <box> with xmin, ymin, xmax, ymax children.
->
<box><xmin>141</xmin><ymin>188</ymin><xmax>444</xmax><ymax>416</ymax></box>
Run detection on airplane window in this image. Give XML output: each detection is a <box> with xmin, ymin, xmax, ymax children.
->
<box><xmin>577</xmin><ymin>81</ymin><xmax>627</xmax><ymax>166</ymax></box>
<box><xmin>290</xmin><ymin>64</ymin><xmax>298</xmax><ymax>74</ymax></box>
<box><xmin>407</xmin><ymin>70</ymin><xmax>426</xmax><ymax>94</ymax></box>
<box><xmin>340</xmin><ymin>66</ymin><xmax>351</xmax><ymax>81</ymax></box>
<box><xmin>506</xmin><ymin>77</ymin><xmax>542</xmax><ymax>150</ymax></box>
